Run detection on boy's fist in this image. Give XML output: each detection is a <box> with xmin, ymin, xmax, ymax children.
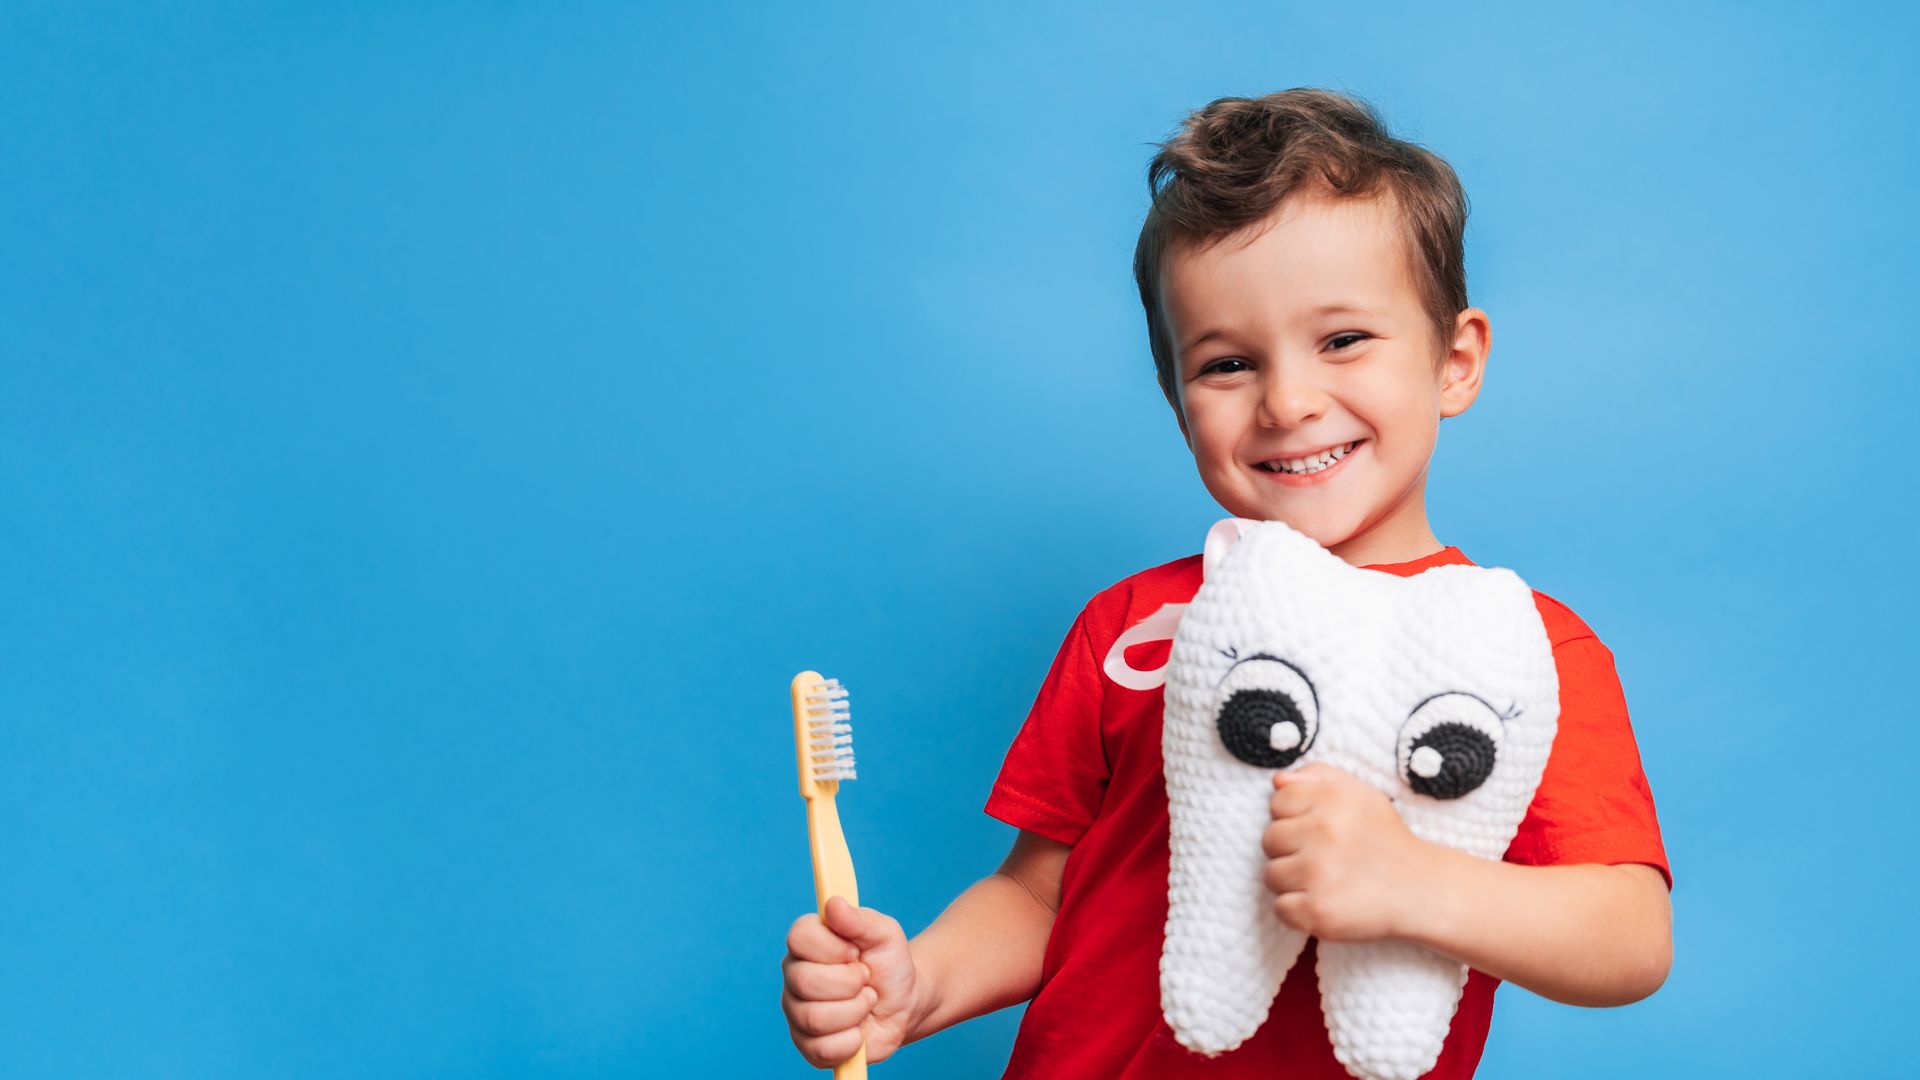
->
<box><xmin>1261</xmin><ymin>762</ymin><xmax>1440</xmax><ymax>943</ymax></box>
<box><xmin>782</xmin><ymin>896</ymin><xmax>918</xmax><ymax>1068</ymax></box>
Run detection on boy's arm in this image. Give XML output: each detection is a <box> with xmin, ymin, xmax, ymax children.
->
<box><xmin>1263</xmin><ymin>764</ymin><xmax>1672</xmax><ymax>1008</ymax></box>
<box><xmin>1396</xmin><ymin>851</ymin><xmax>1672</xmax><ymax>1007</ymax></box>
<box><xmin>904</xmin><ymin>828</ymin><xmax>1068</xmax><ymax>1042</ymax></box>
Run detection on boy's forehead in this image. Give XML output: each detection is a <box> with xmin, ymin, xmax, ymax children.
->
<box><xmin>1159</xmin><ymin>193</ymin><xmax>1422</xmax><ymax>342</ymax></box>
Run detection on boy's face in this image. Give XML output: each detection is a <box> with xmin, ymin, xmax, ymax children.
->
<box><xmin>1159</xmin><ymin>191</ymin><xmax>1488</xmax><ymax>559</ymax></box>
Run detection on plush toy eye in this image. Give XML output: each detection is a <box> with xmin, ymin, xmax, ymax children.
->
<box><xmin>1214</xmin><ymin>655</ymin><xmax>1319</xmax><ymax>768</ymax></box>
<box><xmin>1397</xmin><ymin>693</ymin><xmax>1503</xmax><ymax>799</ymax></box>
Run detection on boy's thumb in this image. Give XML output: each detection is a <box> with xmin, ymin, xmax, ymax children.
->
<box><xmin>1272</xmin><ymin>762</ymin><xmax>1326</xmax><ymax>786</ymax></box>
<box><xmin>822</xmin><ymin>895</ymin><xmax>888</xmax><ymax>947</ymax></box>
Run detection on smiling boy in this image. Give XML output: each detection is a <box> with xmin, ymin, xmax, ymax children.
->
<box><xmin>782</xmin><ymin>88</ymin><xmax>1673</xmax><ymax>1078</ymax></box>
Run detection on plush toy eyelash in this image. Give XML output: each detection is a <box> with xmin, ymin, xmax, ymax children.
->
<box><xmin>1210</xmin><ymin>654</ymin><xmax>1526</xmax><ymax>725</ymax></box>
<box><xmin>1406</xmin><ymin>689</ymin><xmax>1519</xmax><ymax>724</ymax></box>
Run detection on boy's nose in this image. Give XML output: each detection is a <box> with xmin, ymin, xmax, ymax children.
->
<box><xmin>1257</xmin><ymin>371</ymin><xmax>1329</xmax><ymax>427</ymax></box>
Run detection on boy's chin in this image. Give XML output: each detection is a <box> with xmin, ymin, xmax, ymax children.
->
<box><xmin>1274</xmin><ymin>518</ymin><xmax>1355</xmax><ymax>551</ymax></box>
<box><xmin>1217</xmin><ymin>504</ymin><xmax>1355</xmax><ymax>550</ymax></box>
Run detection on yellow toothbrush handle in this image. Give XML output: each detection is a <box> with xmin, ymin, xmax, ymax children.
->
<box><xmin>809</xmin><ymin>792</ymin><xmax>867</xmax><ymax>1078</ymax></box>
<box><xmin>808</xmin><ymin>790</ymin><xmax>859</xmax><ymax>911</ymax></box>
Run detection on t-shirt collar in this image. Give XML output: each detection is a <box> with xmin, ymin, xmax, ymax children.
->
<box><xmin>1360</xmin><ymin>545</ymin><xmax>1474</xmax><ymax>577</ymax></box>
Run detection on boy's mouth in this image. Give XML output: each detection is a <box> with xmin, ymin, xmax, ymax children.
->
<box><xmin>1254</xmin><ymin>439</ymin><xmax>1364</xmax><ymax>477</ymax></box>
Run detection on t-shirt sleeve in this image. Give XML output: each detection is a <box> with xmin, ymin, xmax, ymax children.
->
<box><xmin>983</xmin><ymin>604</ymin><xmax>1111</xmax><ymax>847</ymax></box>
<box><xmin>1504</xmin><ymin>634</ymin><xmax>1674</xmax><ymax>890</ymax></box>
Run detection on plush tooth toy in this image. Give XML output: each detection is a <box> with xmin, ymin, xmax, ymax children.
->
<box><xmin>1159</xmin><ymin>518</ymin><xmax>1560</xmax><ymax>1080</ymax></box>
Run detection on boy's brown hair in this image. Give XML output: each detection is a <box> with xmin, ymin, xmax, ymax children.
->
<box><xmin>1133</xmin><ymin>88</ymin><xmax>1471</xmax><ymax>403</ymax></box>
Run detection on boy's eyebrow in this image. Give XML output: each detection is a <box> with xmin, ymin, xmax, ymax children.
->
<box><xmin>1181</xmin><ymin>303</ymin><xmax>1385</xmax><ymax>354</ymax></box>
<box><xmin>1182</xmin><ymin>328</ymin><xmax>1232</xmax><ymax>354</ymax></box>
<box><xmin>1304</xmin><ymin>302</ymin><xmax>1383</xmax><ymax>318</ymax></box>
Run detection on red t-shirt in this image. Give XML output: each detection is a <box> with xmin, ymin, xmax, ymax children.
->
<box><xmin>984</xmin><ymin>545</ymin><xmax>1672</xmax><ymax>1079</ymax></box>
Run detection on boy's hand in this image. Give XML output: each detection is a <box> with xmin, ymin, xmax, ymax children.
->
<box><xmin>781</xmin><ymin>896</ymin><xmax>918</xmax><ymax>1068</ymax></box>
<box><xmin>1262</xmin><ymin>762</ymin><xmax>1439</xmax><ymax>943</ymax></box>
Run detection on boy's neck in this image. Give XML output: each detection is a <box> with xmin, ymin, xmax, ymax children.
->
<box><xmin>1324</xmin><ymin>485</ymin><xmax>1447</xmax><ymax>568</ymax></box>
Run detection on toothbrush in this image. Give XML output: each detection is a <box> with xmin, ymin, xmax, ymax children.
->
<box><xmin>791</xmin><ymin>670</ymin><xmax>867</xmax><ymax>1078</ymax></box>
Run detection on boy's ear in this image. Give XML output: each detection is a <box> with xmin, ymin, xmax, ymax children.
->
<box><xmin>1438</xmin><ymin>307</ymin><xmax>1491</xmax><ymax>419</ymax></box>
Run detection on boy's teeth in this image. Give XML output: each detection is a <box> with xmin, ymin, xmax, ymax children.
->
<box><xmin>1264</xmin><ymin>441</ymin><xmax>1356</xmax><ymax>474</ymax></box>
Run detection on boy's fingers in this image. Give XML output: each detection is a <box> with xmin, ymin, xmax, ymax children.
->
<box><xmin>1262</xmin><ymin>818</ymin><xmax>1304</xmax><ymax>858</ymax></box>
<box><xmin>783</xmin><ymin>958</ymin><xmax>869</xmax><ymax>1001</ymax></box>
<box><xmin>795</xmin><ymin>1024</ymin><xmax>869</xmax><ymax>1070</ymax></box>
<box><xmin>1270</xmin><ymin>783</ymin><xmax>1314</xmax><ymax>820</ymax></box>
<box><xmin>784</xmin><ymin>986</ymin><xmax>879</xmax><ymax>1036</ymax></box>
<box><xmin>1263</xmin><ymin>851</ymin><xmax>1306</xmax><ymax>895</ymax></box>
<box><xmin>786</xmin><ymin>912</ymin><xmax>860</xmax><ymax>964</ymax></box>
<box><xmin>822</xmin><ymin>896</ymin><xmax>906</xmax><ymax>950</ymax></box>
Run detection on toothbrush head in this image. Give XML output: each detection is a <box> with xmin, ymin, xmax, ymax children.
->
<box><xmin>791</xmin><ymin>670</ymin><xmax>856</xmax><ymax>800</ymax></box>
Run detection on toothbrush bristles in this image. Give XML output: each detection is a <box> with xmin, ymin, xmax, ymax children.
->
<box><xmin>805</xmin><ymin>676</ymin><xmax>857</xmax><ymax>782</ymax></box>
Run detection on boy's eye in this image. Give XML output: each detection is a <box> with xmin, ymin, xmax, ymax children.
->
<box><xmin>1328</xmin><ymin>333</ymin><xmax>1370</xmax><ymax>350</ymax></box>
<box><xmin>1203</xmin><ymin>358</ymin><xmax>1250</xmax><ymax>375</ymax></box>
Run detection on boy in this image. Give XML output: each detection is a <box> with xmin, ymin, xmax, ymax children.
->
<box><xmin>781</xmin><ymin>88</ymin><xmax>1672</xmax><ymax>1078</ymax></box>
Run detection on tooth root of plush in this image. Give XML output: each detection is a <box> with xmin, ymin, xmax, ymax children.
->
<box><xmin>1316</xmin><ymin>940</ymin><xmax>1468</xmax><ymax>1080</ymax></box>
<box><xmin>1161</xmin><ymin>777</ymin><xmax>1307</xmax><ymax>1054</ymax></box>
<box><xmin>1161</xmin><ymin>879</ymin><xmax>1307</xmax><ymax>1054</ymax></box>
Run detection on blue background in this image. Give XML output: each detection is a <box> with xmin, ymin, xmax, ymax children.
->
<box><xmin>3</xmin><ymin>1</ymin><xmax>1913</xmax><ymax>1076</ymax></box>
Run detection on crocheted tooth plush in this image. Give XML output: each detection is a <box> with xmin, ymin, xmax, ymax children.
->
<box><xmin>1159</xmin><ymin>518</ymin><xmax>1559</xmax><ymax>1080</ymax></box>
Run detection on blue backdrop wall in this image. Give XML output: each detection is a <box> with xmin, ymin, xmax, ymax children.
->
<box><xmin>3</xmin><ymin>2</ymin><xmax>1913</xmax><ymax>1076</ymax></box>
